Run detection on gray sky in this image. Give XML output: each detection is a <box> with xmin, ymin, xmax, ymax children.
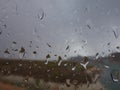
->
<box><xmin>0</xmin><ymin>0</ymin><xmax>120</xmax><ymax>60</ymax></box>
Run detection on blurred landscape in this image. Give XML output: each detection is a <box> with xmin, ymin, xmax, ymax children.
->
<box><xmin>0</xmin><ymin>52</ymin><xmax>120</xmax><ymax>90</ymax></box>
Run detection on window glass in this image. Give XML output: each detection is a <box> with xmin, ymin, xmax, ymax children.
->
<box><xmin>0</xmin><ymin>0</ymin><xmax>120</xmax><ymax>90</ymax></box>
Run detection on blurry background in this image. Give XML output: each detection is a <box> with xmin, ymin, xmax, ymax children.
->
<box><xmin>0</xmin><ymin>0</ymin><xmax>120</xmax><ymax>60</ymax></box>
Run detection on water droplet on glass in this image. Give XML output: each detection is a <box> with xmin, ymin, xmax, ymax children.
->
<box><xmin>19</xmin><ymin>47</ymin><xmax>25</xmax><ymax>58</ymax></box>
<box><xmin>116</xmin><ymin>46</ymin><xmax>120</xmax><ymax>52</ymax></box>
<box><xmin>64</xmin><ymin>63</ymin><xmax>67</xmax><ymax>66</ymax></box>
<box><xmin>46</xmin><ymin>43</ymin><xmax>52</xmax><ymax>48</ymax></box>
<box><xmin>45</xmin><ymin>54</ymin><xmax>51</xmax><ymax>64</ymax></box>
<box><xmin>11</xmin><ymin>41</ymin><xmax>17</xmax><ymax>48</ymax></box>
<box><xmin>87</xmin><ymin>24</ymin><xmax>91</xmax><ymax>29</ymax></box>
<box><xmin>58</xmin><ymin>60</ymin><xmax>62</xmax><ymax>66</ymax></box>
<box><xmin>32</xmin><ymin>51</ymin><xmax>37</xmax><ymax>58</ymax></box>
<box><xmin>45</xmin><ymin>55</ymin><xmax>50</xmax><ymax>65</ymax></box>
<box><xmin>66</xmin><ymin>79</ymin><xmax>71</xmax><ymax>87</ymax></box>
<box><xmin>4</xmin><ymin>49</ymin><xmax>10</xmax><ymax>54</ymax></box>
<box><xmin>80</xmin><ymin>61</ymin><xmax>89</xmax><ymax>69</ymax></box>
<box><xmin>19</xmin><ymin>63</ymin><xmax>22</xmax><ymax>67</ymax></box>
<box><xmin>0</xmin><ymin>30</ymin><xmax>2</xmax><ymax>35</ymax></box>
<box><xmin>111</xmin><ymin>70</ymin><xmax>120</xmax><ymax>82</ymax></box>
<box><xmin>116</xmin><ymin>46</ymin><xmax>120</xmax><ymax>49</ymax></box>
<box><xmin>104</xmin><ymin>65</ymin><xmax>110</xmax><ymax>69</ymax></box>
<box><xmin>112</xmin><ymin>26</ymin><xmax>119</xmax><ymax>39</ymax></box>
<box><xmin>47</xmin><ymin>69</ymin><xmax>50</xmax><ymax>72</ymax></box>
<box><xmin>37</xmin><ymin>8</ymin><xmax>45</xmax><ymax>20</ymax></box>
<box><xmin>72</xmin><ymin>66</ymin><xmax>76</xmax><ymax>71</ymax></box>
<box><xmin>66</xmin><ymin>45</ymin><xmax>70</xmax><ymax>50</ymax></box>
<box><xmin>95</xmin><ymin>53</ymin><xmax>99</xmax><ymax>60</ymax></box>
<box><xmin>57</xmin><ymin>56</ymin><xmax>62</xmax><ymax>66</ymax></box>
<box><xmin>58</xmin><ymin>56</ymin><xmax>62</xmax><ymax>61</ymax></box>
<box><xmin>72</xmin><ymin>80</ymin><xmax>78</xmax><ymax>85</ymax></box>
<box><xmin>12</xmin><ymin>41</ymin><xmax>17</xmax><ymax>44</ymax></box>
<box><xmin>107</xmin><ymin>42</ymin><xmax>111</xmax><ymax>45</ymax></box>
<box><xmin>82</xmin><ymin>40</ymin><xmax>87</xmax><ymax>45</ymax></box>
<box><xmin>4</xmin><ymin>50</ymin><xmax>9</xmax><ymax>57</ymax></box>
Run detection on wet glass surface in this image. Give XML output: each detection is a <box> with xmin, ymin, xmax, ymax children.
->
<box><xmin>0</xmin><ymin>0</ymin><xmax>120</xmax><ymax>90</ymax></box>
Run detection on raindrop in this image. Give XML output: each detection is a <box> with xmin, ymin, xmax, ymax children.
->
<box><xmin>19</xmin><ymin>47</ymin><xmax>25</xmax><ymax>58</ymax></box>
<box><xmin>111</xmin><ymin>71</ymin><xmax>120</xmax><ymax>82</ymax></box>
<box><xmin>19</xmin><ymin>47</ymin><xmax>25</xmax><ymax>53</ymax></box>
<box><xmin>4</xmin><ymin>49</ymin><xmax>10</xmax><ymax>54</ymax></box>
<box><xmin>12</xmin><ymin>41</ymin><xmax>17</xmax><ymax>44</ymax></box>
<box><xmin>107</xmin><ymin>42</ymin><xmax>111</xmax><ymax>45</ymax></box>
<box><xmin>116</xmin><ymin>46</ymin><xmax>120</xmax><ymax>49</ymax></box>
<box><xmin>104</xmin><ymin>65</ymin><xmax>110</xmax><ymax>69</ymax></box>
<box><xmin>72</xmin><ymin>80</ymin><xmax>78</xmax><ymax>85</ymax></box>
<box><xmin>37</xmin><ymin>9</ymin><xmax>45</xmax><ymax>20</ymax></box>
<box><xmin>19</xmin><ymin>63</ymin><xmax>22</xmax><ymax>67</ymax></box>
<box><xmin>111</xmin><ymin>55</ymin><xmax>115</xmax><ymax>58</ymax></box>
<box><xmin>47</xmin><ymin>69</ymin><xmax>50</xmax><ymax>72</ymax></box>
<box><xmin>12</xmin><ymin>41</ymin><xmax>17</xmax><ymax>48</ymax></box>
<box><xmin>33</xmin><ymin>51</ymin><xmax>37</xmax><ymax>54</ymax></box>
<box><xmin>54</xmin><ymin>54</ymin><xmax>57</xmax><ymax>56</ymax></box>
<box><xmin>46</xmin><ymin>43</ymin><xmax>52</xmax><ymax>48</ymax></box>
<box><xmin>66</xmin><ymin>79</ymin><xmax>71</xmax><ymax>87</ymax></box>
<box><xmin>58</xmin><ymin>60</ymin><xmax>62</xmax><ymax>66</ymax></box>
<box><xmin>86</xmin><ymin>24</ymin><xmax>91</xmax><ymax>29</ymax></box>
<box><xmin>57</xmin><ymin>56</ymin><xmax>62</xmax><ymax>66</ymax></box>
<box><xmin>95</xmin><ymin>53</ymin><xmax>99</xmax><ymax>59</ymax></box>
<box><xmin>72</xmin><ymin>67</ymin><xmax>76</xmax><ymax>71</ymax></box>
<box><xmin>66</xmin><ymin>45</ymin><xmax>70</xmax><ymax>50</ymax></box>
<box><xmin>64</xmin><ymin>54</ymin><xmax>67</xmax><ymax>57</ymax></box>
<box><xmin>80</xmin><ymin>61</ymin><xmax>89</xmax><ymax>69</ymax></box>
<box><xmin>113</xmin><ymin>30</ymin><xmax>118</xmax><ymax>39</ymax></box>
<box><xmin>46</xmin><ymin>54</ymin><xmax>51</xmax><ymax>59</ymax></box>
<box><xmin>74</xmin><ymin>50</ymin><xmax>77</xmax><ymax>53</ymax></box>
<box><xmin>45</xmin><ymin>54</ymin><xmax>51</xmax><ymax>64</ymax></box>
<box><xmin>0</xmin><ymin>30</ymin><xmax>2</xmax><ymax>35</ymax></box>
<box><xmin>112</xmin><ymin>28</ymin><xmax>119</xmax><ymax>39</ymax></box>
<box><xmin>64</xmin><ymin>63</ymin><xmax>67</xmax><ymax>66</ymax></box>
<box><xmin>58</xmin><ymin>56</ymin><xmax>62</xmax><ymax>61</ymax></box>
<box><xmin>116</xmin><ymin>46</ymin><xmax>120</xmax><ymax>52</ymax></box>
<box><xmin>32</xmin><ymin>51</ymin><xmax>37</xmax><ymax>58</ymax></box>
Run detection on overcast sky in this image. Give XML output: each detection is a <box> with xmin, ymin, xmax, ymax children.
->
<box><xmin>0</xmin><ymin>0</ymin><xmax>120</xmax><ymax>60</ymax></box>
